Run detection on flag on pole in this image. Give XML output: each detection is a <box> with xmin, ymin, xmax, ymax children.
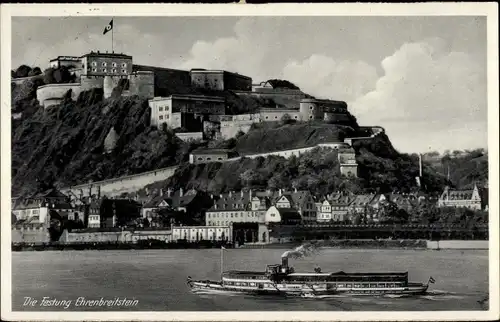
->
<box><xmin>221</xmin><ymin>246</ymin><xmax>226</xmax><ymax>250</ymax></box>
<box><xmin>103</xmin><ymin>19</ymin><xmax>113</xmax><ymax>35</ymax></box>
<box><xmin>429</xmin><ymin>276</ymin><xmax>436</xmax><ymax>284</ymax></box>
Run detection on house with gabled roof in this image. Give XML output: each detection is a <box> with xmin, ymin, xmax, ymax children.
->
<box><xmin>437</xmin><ymin>184</ymin><xmax>485</xmax><ymax>210</ymax></box>
<box><xmin>273</xmin><ymin>189</ymin><xmax>317</xmax><ymax>223</ymax></box>
<box><xmin>142</xmin><ymin>188</ymin><xmax>213</xmax><ymax>227</ymax></box>
<box><xmin>205</xmin><ymin>189</ymin><xmax>272</xmax><ymax>226</ymax></box>
<box><xmin>12</xmin><ymin>188</ymin><xmax>73</xmax><ymax>226</ymax></box>
<box><xmin>318</xmin><ymin>192</ymin><xmax>355</xmax><ymax>222</ymax></box>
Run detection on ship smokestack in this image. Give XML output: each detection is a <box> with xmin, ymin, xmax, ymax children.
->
<box><xmin>281</xmin><ymin>256</ymin><xmax>288</xmax><ymax>269</ymax></box>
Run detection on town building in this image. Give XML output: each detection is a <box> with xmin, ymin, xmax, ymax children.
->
<box><xmin>87</xmin><ymin>198</ymin><xmax>142</xmax><ymax>228</ymax></box>
<box><xmin>149</xmin><ymin>94</ymin><xmax>225</xmax><ymax>130</ymax></box>
<box><xmin>171</xmin><ymin>225</ymin><xmax>232</xmax><ymax>242</ymax></box>
<box><xmin>318</xmin><ymin>193</ymin><xmax>355</xmax><ymax>222</ymax></box>
<box><xmin>264</xmin><ymin>206</ymin><xmax>302</xmax><ymax>225</ymax></box>
<box><xmin>49</xmin><ymin>56</ymin><xmax>82</xmax><ymax>69</ymax></box>
<box><xmin>437</xmin><ymin>184</ymin><xmax>487</xmax><ymax>210</ymax></box>
<box><xmin>205</xmin><ymin>190</ymin><xmax>272</xmax><ymax>226</ymax></box>
<box><xmin>80</xmin><ymin>51</ymin><xmax>133</xmax><ymax>77</ymax></box>
<box><xmin>338</xmin><ymin>147</ymin><xmax>358</xmax><ymax>177</ymax></box>
<box><xmin>348</xmin><ymin>193</ymin><xmax>376</xmax><ymax>221</ymax></box>
<box><xmin>142</xmin><ymin>188</ymin><xmax>213</xmax><ymax>227</ymax></box>
<box><xmin>388</xmin><ymin>193</ymin><xmax>418</xmax><ymax>213</ymax></box>
<box><xmin>12</xmin><ymin>188</ymin><xmax>74</xmax><ymax>226</ymax></box>
<box><xmin>189</xmin><ymin>148</ymin><xmax>238</xmax><ymax>164</ymax></box>
<box><xmin>190</xmin><ymin>69</ymin><xmax>252</xmax><ymax>91</ymax></box>
<box><xmin>205</xmin><ymin>190</ymin><xmax>278</xmax><ymax>245</ymax></box>
<box><xmin>273</xmin><ymin>189</ymin><xmax>317</xmax><ymax>223</ymax></box>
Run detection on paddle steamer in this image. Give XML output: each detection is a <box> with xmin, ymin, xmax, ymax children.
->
<box><xmin>187</xmin><ymin>256</ymin><xmax>434</xmax><ymax>297</ymax></box>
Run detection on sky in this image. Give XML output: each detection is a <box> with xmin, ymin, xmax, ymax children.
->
<box><xmin>12</xmin><ymin>16</ymin><xmax>488</xmax><ymax>153</ymax></box>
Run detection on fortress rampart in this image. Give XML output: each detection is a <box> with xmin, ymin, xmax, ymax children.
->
<box><xmin>11</xmin><ymin>75</ymin><xmax>42</xmax><ymax>86</ymax></box>
<box><xmin>36</xmin><ymin>83</ymin><xmax>83</xmax><ymax>108</ymax></box>
<box><xmin>80</xmin><ymin>75</ymin><xmax>104</xmax><ymax>91</ymax></box>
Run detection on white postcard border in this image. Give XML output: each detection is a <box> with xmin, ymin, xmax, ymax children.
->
<box><xmin>1</xmin><ymin>3</ymin><xmax>498</xmax><ymax>321</ymax></box>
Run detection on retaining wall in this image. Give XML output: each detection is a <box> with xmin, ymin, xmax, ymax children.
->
<box><xmin>175</xmin><ymin>132</ymin><xmax>203</xmax><ymax>142</ymax></box>
<box><xmin>11</xmin><ymin>75</ymin><xmax>41</xmax><ymax>86</ymax></box>
<box><xmin>60</xmin><ymin>166</ymin><xmax>178</xmax><ymax>198</ymax></box>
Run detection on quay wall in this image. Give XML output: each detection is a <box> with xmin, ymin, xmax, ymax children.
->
<box><xmin>426</xmin><ymin>240</ymin><xmax>489</xmax><ymax>250</ymax></box>
<box><xmin>11</xmin><ymin>227</ymin><xmax>50</xmax><ymax>243</ymax></box>
<box><xmin>59</xmin><ymin>229</ymin><xmax>172</xmax><ymax>244</ymax></box>
<box><xmin>60</xmin><ymin>166</ymin><xmax>178</xmax><ymax>198</ymax></box>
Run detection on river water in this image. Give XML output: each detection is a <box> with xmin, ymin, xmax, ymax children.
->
<box><xmin>12</xmin><ymin>248</ymin><xmax>488</xmax><ymax>311</ymax></box>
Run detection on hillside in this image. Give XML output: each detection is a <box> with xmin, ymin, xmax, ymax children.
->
<box><xmin>11</xmin><ymin>90</ymin><xmax>201</xmax><ymax>197</ymax></box>
<box><xmin>234</xmin><ymin>122</ymin><xmax>357</xmax><ymax>154</ymax></box>
<box><xmin>422</xmin><ymin>149</ymin><xmax>488</xmax><ymax>189</ymax></box>
<box><xmin>11</xmin><ymin>69</ymin><xmax>485</xmax><ymax>197</ymax></box>
<box><xmin>143</xmin><ymin>134</ymin><xmax>449</xmax><ymax>196</ymax></box>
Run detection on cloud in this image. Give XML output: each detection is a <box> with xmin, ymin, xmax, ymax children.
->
<box><xmin>350</xmin><ymin>38</ymin><xmax>487</xmax><ymax>153</ymax></box>
<box><xmin>177</xmin><ymin>18</ymin><xmax>284</xmax><ymax>81</ymax></box>
<box><xmin>282</xmin><ymin>55</ymin><xmax>379</xmax><ymax>102</ymax></box>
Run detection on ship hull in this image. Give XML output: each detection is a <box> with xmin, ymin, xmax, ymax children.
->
<box><xmin>187</xmin><ymin>280</ymin><xmax>429</xmax><ymax>297</ymax></box>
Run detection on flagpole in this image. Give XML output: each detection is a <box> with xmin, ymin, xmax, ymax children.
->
<box><xmin>112</xmin><ymin>18</ymin><xmax>114</xmax><ymax>53</ymax></box>
<box><xmin>220</xmin><ymin>246</ymin><xmax>224</xmax><ymax>279</ymax></box>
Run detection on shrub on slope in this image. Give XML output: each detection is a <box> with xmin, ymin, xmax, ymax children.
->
<box><xmin>235</xmin><ymin>122</ymin><xmax>357</xmax><ymax>154</ymax></box>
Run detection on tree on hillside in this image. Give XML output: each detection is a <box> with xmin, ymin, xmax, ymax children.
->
<box><xmin>266</xmin><ymin>79</ymin><xmax>300</xmax><ymax>90</ymax></box>
<box><xmin>43</xmin><ymin>66</ymin><xmax>74</xmax><ymax>84</ymax></box>
<box><xmin>15</xmin><ymin>65</ymin><xmax>32</xmax><ymax>78</ymax></box>
<box><xmin>239</xmin><ymin>169</ymin><xmax>265</xmax><ymax>188</ymax></box>
<box><xmin>28</xmin><ymin>67</ymin><xmax>42</xmax><ymax>77</ymax></box>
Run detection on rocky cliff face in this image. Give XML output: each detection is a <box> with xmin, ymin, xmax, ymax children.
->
<box><xmin>11</xmin><ymin>91</ymin><xmax>193</xmax><ymax>197</ymax></box>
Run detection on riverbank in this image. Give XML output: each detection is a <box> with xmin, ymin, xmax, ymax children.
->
<box><xmin>241</xmin><ymin>239</ymin><xmax>489</xmax><ymax>250</ymax></box>
<box><xmin>11</xmin><ymin>239</ymin><xmax>489</xmax><ymax>251</ymax></box>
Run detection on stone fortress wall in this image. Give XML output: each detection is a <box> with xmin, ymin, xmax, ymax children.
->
<box><xmin>36</xmin><ymin>83</ymin><xmax>83</xmax><ymax>108</ymax></box>
<box><xmin>60</xmin><ymin>166</ymin><xmax>178</xmax><ymax>199</ymax></box>
<box><xmin>36</xmin><ymin>71</ymin><xmax>156</xmax><ymax>108</ymax></box>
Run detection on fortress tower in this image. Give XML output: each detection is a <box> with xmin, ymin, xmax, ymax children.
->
<box><xmin>128</xmin><ymin>71</ymin><xmax>154</xmax><ymax>99</ymax></box>
<box><xmin>299</xmin><ymin>99</ymin><xmax>324</xmax><ymax>121</ymax></box>
<box><xmin>338</xmin><ymin>147</ymin><xmax>358</xmax><ymax>178</ymax></box>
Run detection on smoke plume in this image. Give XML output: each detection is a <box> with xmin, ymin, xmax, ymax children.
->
<box><xmin>281</xmin><ymin>243</ymin><xmax>320</xmax><ymax>259</ymax></box>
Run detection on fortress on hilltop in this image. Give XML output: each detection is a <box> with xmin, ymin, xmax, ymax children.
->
<box><xmin>13</xmin><ymin>51</ymin><xmax>390</xmax><ymax>190</ymax></box>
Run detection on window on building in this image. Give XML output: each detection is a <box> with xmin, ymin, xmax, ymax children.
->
<box><xmin>122</xmin><ymin>63</ymin><xmax>127</xmax><ymax>67</ymax></box>
<box><xmin>92</xmin><ymin>62</ymin><xmax>97</xmax><ymax>66</ymax></box>
<box><xmin>112</xmin><ymin>69</ymin><xmax>117</xmax><ymax>73</ymax></box>
<box><xmin>159</xmin><ymin>115</ymin><xmax>164</xmax><ymax>120</ymax></box>
<box><xmin>102</xmin><ymin>68</ymin><xmax>107</xmax><ymax>72</ymax></box>
<box><xmin>121</xmin><ymin>69</ymin><xmax>126</xmax><ymax>73</ymax></box>
<box><xmin>112</xmin><ymin>62</ymin><xmax>117</xmax><ymax>67</ymax></box>
<box><xmin>159</xmin><ymin>107</ymin><xmax>164</xmax><ymax>111</ymax></box>
<box><xmin>92</xmin><ymin>68</ymin><xmax>97</xmax><ymax>72</ymax></box>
